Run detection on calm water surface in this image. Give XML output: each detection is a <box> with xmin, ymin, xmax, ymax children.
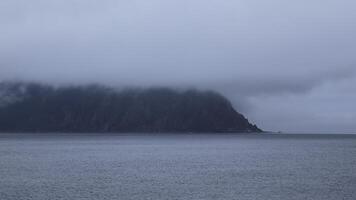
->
<box><xmin>0</xmin><ymin>133</ymin><xmax>355</xmax><ymax>200</ymax></box>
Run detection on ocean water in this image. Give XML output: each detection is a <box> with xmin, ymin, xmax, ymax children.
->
<box><xmin>0</xmin><ymin>133</ymin><xmax>355</xmax><ymax>200</ymax></box>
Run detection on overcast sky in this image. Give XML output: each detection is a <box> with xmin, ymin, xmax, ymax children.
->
<box><xmin>1</xmin><ymin>0</ymin><xmax>356</xmax><ymax>133</ymax></box>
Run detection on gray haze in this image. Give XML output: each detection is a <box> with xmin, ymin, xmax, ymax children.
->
<box><xmin>1</xmin><ymin>0</ymin><xmax>356</xmax><ymax>133</ymax></box>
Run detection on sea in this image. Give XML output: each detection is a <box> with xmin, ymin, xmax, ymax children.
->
<box><xmin>0</xmin><ymin>133</ymin><xmax>355</xmax><ymax>200</ymax></box>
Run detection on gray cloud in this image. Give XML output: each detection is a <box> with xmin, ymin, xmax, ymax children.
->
<box><xmin>1</xmin><ymin>0</ymin><xmax>356</xmax><ymax>132</ymax></box>
<box><xmin>213</xmin><ymin>66</ymin><xmax>356</xmax><ymax>96</ymax></box>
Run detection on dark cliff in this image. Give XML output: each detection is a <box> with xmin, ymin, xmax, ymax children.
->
<box><xmin>0</xmin><ymin>82</ymin><xmax>262</xmax><ymax>133</ymax></box>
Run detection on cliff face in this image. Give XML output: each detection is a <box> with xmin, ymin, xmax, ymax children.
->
<box><xmin>0</xmin><ymin>82</ymin><xmax>262</xmax><ymax>133</ymax></box>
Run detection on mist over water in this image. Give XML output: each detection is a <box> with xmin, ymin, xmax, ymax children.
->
<box><xmin>1</xmin><ymin>134</ymin><xmax>355</xmax><ymax>200</ymax></box>
<box><xmin>1</xmin><ymin>1</ymin><xmax>356</xmax><ymax>199</ymax></box>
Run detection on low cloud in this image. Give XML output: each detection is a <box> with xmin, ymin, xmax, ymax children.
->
<box><xmin>1</xmin><ymin>0</ymin><xmax>356</xmax><ymax>132</ymax></box>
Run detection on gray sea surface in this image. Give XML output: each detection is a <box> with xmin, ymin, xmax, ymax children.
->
<box><xmin>0</xmin><ymin>133</ymin><xmax>355</xmax><ymax>200</ymax></box>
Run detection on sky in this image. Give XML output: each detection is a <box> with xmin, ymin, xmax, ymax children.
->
<box><xmin>1</xmin><ymin>0</ymin><xmax>356</xmax><ymax>133</ymax></box>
